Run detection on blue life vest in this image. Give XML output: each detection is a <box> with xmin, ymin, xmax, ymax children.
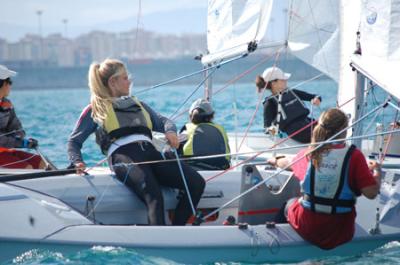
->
<box><xmin>300</xmin><ymin>145</ymin><xmax>356</xmax><ymax>214</ymax></box>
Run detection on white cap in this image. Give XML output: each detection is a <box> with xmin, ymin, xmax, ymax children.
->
<box><xmin>261</xmin><ymin>67</ymin><xmax>291</xmax><ymax>83</ymax></box>
<box><xmin>0</xmin><ymin>65</ymin><xmax>17</xmax><ymax>80</ymax></box>
<box><xmin>189</xmin><ymin>98</ymin><xmax>214</xmax><ymax>115</ymax></box>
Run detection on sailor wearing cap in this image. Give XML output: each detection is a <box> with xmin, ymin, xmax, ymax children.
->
<box><xmin>0</xmin><ymin>65</ymin><xmax>44</xmax><ymax>169</ymax></box>
<box><xmin>255</xmin><ymin>66</ymin><xmax>321</xmax><ymax>143</ymax></box>
<box><xmin>179</xmin><ymin>98</ymin><xmax>231</xmax><ymax>170</ymax></box>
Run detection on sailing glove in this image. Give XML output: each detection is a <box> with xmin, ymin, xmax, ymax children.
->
<box><xmin>22</xmin><ymin>138</ymin><xmax>38</xmax><ymax>149</ymax></box>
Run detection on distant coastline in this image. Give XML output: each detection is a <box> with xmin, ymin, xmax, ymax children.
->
<box><xmin>11</xmin><ymin>55</ymin><xmax>328</xmax><ymax>90</ymax></box>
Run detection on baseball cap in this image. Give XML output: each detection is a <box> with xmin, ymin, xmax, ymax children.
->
<box><xmin>261</xmin><ymin>67</ymin><xmax>291</xmax><ymax>83</ymax></box>
<box><xmin>0</xmin><ymin>65</ymin><xmax>17</xmax><ymax>80</ymax></box>
<box><xmin>189</xmin><ymin>98</ymin><xmax>214</xmax><ymax>115</ymax></box>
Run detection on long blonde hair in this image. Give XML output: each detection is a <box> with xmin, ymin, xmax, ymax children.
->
<box><xmin>309</xmin><ymin>108</ymin><xmax>348</xmax><ymax>168</ymax></box>
<box><xmin>88</xmin><ymin>59</ymin><xmax>126</xmax><ymax>124</ymax></box>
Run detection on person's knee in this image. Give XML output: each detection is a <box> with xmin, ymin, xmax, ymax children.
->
<box><xmin>21</xmin><ymin>163</ymin><xmax>33</xmax><ymax>169</ymax></box>
<box><xmin>191</xmin><ymin>175</ymin><xmax>206</xmax><ymax>197</ymax></box>
<box><xmin>198</xmin><ymin>177</ymin><xmax>206</xmax><ymax>192</ymax></box>
<box><xmin>38</xmin><ymin>160</ymin><xmax>47</xmax><ymax>169</ymax></box>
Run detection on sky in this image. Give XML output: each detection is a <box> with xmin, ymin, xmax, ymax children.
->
<box><xmin>0</xmin><ymin>0</ymin><xmax>287</xmax><ymax>43</ymax></box>
<box><xmin>0</xmin><ymin>0</ymin><xmax>208</xmax><ymax>41</ymax></box>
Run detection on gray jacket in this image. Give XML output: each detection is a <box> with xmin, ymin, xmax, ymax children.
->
<box><xmin>0</xmin><ymin>98</ymin><xmax>25</xmax><ymax>148</ymax></box>
<box><xmin>67</xmin><ymin>100</ymin><xmax>177</xmax><ymax>164</ymax></box>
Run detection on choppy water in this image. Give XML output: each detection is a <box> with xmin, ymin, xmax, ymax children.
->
<box><xmin>3</xmin><ymin>242</ymin><xmax>400</xmax><ymax>265</ymax></box>
<box><xmin>5</xmin><ymin>80</ymin><xmax>400</xmax><ymax>264</ymax></box>
<box><xmin>10</xmin><ymin>80</ymin><xmax>339</xmax><ymax>168</ymax></box>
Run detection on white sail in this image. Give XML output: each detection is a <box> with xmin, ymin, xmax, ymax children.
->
<box><xmin>287</xmin><ymin>0</ymin><xmax>340</xmax><ymax>82</ymax></box>
<box><xmin>201</xmin><ymin>0</ymin><xmax>273</xmax><ymax>65</ymax></box>
<box><xmin>351</xmin><ymin>0</ymin><xmax>400</xmax><ymax>100</ymax></box>
<box><xmin>287</xmin><ymin>0</ymin><xmax>360</xmax><ymax>121</ymax></box>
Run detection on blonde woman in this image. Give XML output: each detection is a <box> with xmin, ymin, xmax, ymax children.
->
<box><xmin>269</xmin><ymin>108</ymin><xmax>380</xmax><ymax>249</ymax></box>
<box><xmin>67</xmin><ymin>59</ymin><xmax>205</xmax><ymax>226</ymax></box>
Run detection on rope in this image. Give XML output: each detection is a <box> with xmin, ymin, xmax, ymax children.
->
<box><xmin>0</xmin><ymin>152</ymin><xmax>38</xmax><ymax>168</ymax></box>
<box><xmin>379</xmin><ymin>101</ymin><xmax>400</xmax><ymax>163</ymax></box>
<box><xmin>134</xmin><ymin>54</ymin><xmax>247</xmax><ymax>95</ymax></box>
<box><xmin>170</xmin><ymin>51</ymin><xmax>278</xmax><ymax>121</ymax></box>
<box><xmin>201</xmin><ymin>100</ymin><xmax>389</xmax><ymax>221</ymax></box>
<box><xmin>84</xmin><ymin>84</ymin><xmax>357</xmax><ymax>181</ymax></box>
<box><xmin>205</xmin><ymin>93</ymin><xmax>359</xmax><ymax>183</ymax></box>
<box><xmin>34</xmin><ymin>146</ymin><xmax>57</xmax><ymax>170</ymax></box>
<box><xmin>236</xmin><ymin>57</ymin><xmax>324</xmax><ymax>153</ymax></box>
<box><xmin>133</xmin><ymin>0</ymin><xmax>142</xmax><ymax>55</ymax></box>
<box><xmin>172</xmin><ymin>148</ymin><xmax>196</xmax><ymax>216</ymax></box>
<box><xmin>0</xmin><ymin>129</ymin><xmax>25</xmax><ymax>138</ymax></box>
<box><xmin>78</xmin><ymin>127</ymin><xmax>400</xmax><ymax>178</ymax></box>
<box><xmin>237</xmin><ymin>47</ymin><xmax>285</xmax><ymax>152</ymax></box>
<box><xmin>169</xmin><ymin>66</ymin><xmax>218</xmax><ymax>120</ymax></box>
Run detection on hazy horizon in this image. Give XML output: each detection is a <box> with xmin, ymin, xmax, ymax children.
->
<box><xmin>0</xmin><ymin>0</ymin><xmax>288</xmax><ymax>42</ymax></box>
<box><xmin>0</xmin><ymin>1</ymin><xmax>207</xmax><ymax>42</ymax></box>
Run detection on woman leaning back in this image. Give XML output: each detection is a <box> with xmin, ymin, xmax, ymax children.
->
<box><xmin>67</xmin><ymin>59</ymin><xmax>205</xmax><ymax>226</ymax></box>
<box><xmin>268</xmin><ymin>108</ymin><xmax>380</xmax><ymax>249</ymax></box>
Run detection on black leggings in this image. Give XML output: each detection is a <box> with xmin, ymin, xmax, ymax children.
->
<box><xmin>111</xmin><ymin>141</ymin><xmax>205</xmax><ymax>226</ymax></box>
<box><xmin>274</xmin><ymin>197</ymin><xmax>297</xmax><ymax>223</ymax></box>
<box><xmin>284</xmin><ymin>117</ymin><xmax>314</xmax><ymax>143</ymax></box>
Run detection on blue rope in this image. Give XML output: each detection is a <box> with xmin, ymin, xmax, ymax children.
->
<box><xmin>122</xmin><ymin>164</ymin><xmax>134</xmax><ymax>184</ymax></box>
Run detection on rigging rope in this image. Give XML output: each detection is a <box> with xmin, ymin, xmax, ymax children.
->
<box><xmin>169</xmin><ymin>66</ymin><xmax>218</xmax><ymax>120</ymax></box>
<box><xmin>237</xmin><ymin>47</ymin><xmax>285</xmax><ymax>152</ymax></box>
<box><xmin>134</xmin><ymin>0</ymin><xmax>142</xmax><ymax>55</ymax></box>
<box><xmin>0</xmin><ymin>129</ymin><xmax>24</xmax><ymax>138</ymax></box>
<box><xmin>134</xmin><ymin>54</ymin><xmax>248</xmax><ymax>95</ymax></box>
<box><xmin>205</xmin><ymin>89</ymin><xmax>357</xmax><ymax>183</ymax></box>
<box><xmin>172</xmin><ymin>148</ymin><xmax>196</xmax><ymax>216</ymax></box>
<box><xmin>171</xmin><ymin>51</ymin><xmax>278</xmax><ymax>121</ymax></box>
<box><xmin>201</xmin><ymin>100</ymin><xmax>390</xmax><ymax>221</ymax></box>
<box><xmin>380</xmin><ymin>101</ymin><xmax>400</xmax><ymax>163</ymax></box>
<box><xmin>0</xmin><ymin>153</ymin><xmax>38</xmax><ymax>168</ymax></box>
<box><xmin>92</xmin><ymin>129</ymin><xmax>400</xmax><ymax>172</ymax></box>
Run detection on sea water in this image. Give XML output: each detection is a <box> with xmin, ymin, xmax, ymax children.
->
<box><xmin>5</xmin><ymin>80</ymin><xmax>400</xmax><ymax>264</ymax></box>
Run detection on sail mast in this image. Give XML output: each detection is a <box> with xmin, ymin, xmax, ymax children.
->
<box><xmin>337</xmin><ymin>0</ymin><xmax>363</xmax><ymax>144</ymax></box>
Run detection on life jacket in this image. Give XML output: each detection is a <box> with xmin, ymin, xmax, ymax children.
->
<box><xmin>271</xmin><ymin>89</ymin><xmax>309</xmax><ymax>130</ymax></box>
<box><xmin>0</xmin><ymin>98</ymin><xmax>13</xmax><ymax>111</ymax></box>
<box><xmin>299</xmin><ymin>145</ymin><xmax>356</xmax><ymax>214</ymax></box>
<box><xmin>182</xmin><ymin>122</ymin><xmax>230</xmax><ymax>169</ymax></box>
<box><xmin>0</xmin><ymin>98</ymin><xmax>14</xmax><ymax>133</ymax></box>
<box><xmin>95</xmin><ymin>96</ymin><xmax>153</xmax><ymax>154</ymax></box>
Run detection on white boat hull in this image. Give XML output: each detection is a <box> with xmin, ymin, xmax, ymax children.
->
<box><xmin>0</xmin><ymin>222</ymin><xmax>398</xmax><ymax>264</ymax></box>
<box><xmin>1</xmin><ymin>165</ymin><xmax>400</xmax><ymax>263</ymax></box>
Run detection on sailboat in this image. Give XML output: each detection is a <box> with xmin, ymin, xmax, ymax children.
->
<box><xmin>1</xmin><ymin>0</ymin><xmax>400</xmax><ymax>264</ymax></box>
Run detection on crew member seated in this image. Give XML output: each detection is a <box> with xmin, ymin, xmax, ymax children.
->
<box><xmin>0</xmin><ymin>64</ymin><xmax>45</xmax><ymax>169</ymax></box>
<box><xmin>268</xmin><ymin>108</ymin><xmax>380</xmax><ymax>249</ymax></box>
<box><xmin>179</xmin><ymin>98</ymin><xmax>230</xmax><ymax>170</ymax></box>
